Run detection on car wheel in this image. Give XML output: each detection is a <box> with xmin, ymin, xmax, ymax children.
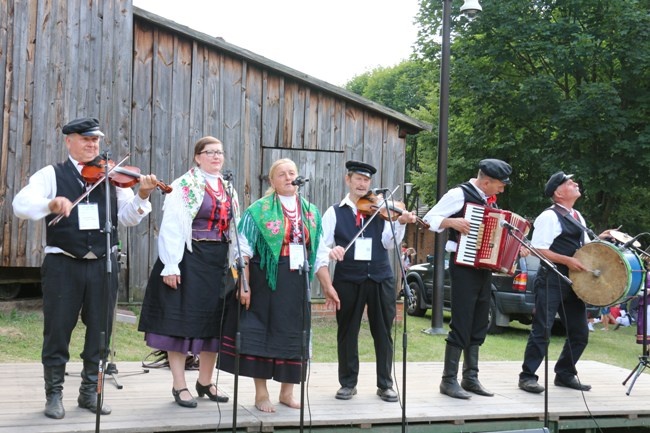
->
<box><xmin>0</xmin><ymin>283</ymin><xmax>21</xmax><ymax>300</ymax></box>
<box><xmin>487</xmin><ymin>296</ymin><xmax>505</xmax><ymax>335</ymax></box>
<box><xmin>406</xmin><ymin>281</ymin><xmax>426</xmax><ymax>317</ymax></box>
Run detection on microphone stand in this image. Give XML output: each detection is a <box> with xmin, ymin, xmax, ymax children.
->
<box><xmin>379</xmin><ymin>189</ymin><xmax>414</xmax><ymax>433</ymax></box>
<box><xmin>95</xmin><ymin>152</ymin><xmax>116</xmax><ymax>433</ymax></box>
<box><xmin>622</xmin><ymin>235</ymin><xmax>650</xmax><ymax>395</ymax></box>
<box><xmin>223</xmin><ymin>172</ymin><xmax>249</xmax><ymax>433</ymax></box>
<box><xmin>501</xmin><ymin>224</ymin><xmax>571</xmax><ymax>430</ymax></box>
<box><xmin>295</xmin><ymin>179</ymin><xmax>311</xmax><ymax>433</ymax></box>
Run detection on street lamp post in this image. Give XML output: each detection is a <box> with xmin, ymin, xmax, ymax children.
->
<box><xmin>424</xmin><ymin>0</ymin><xmax>481</xmax><ymax>335</ymax></box>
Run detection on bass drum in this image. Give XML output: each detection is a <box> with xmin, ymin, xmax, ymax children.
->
<box><xmin>570</xmin><ymin>241</ymin><xmax>645</xmax><ymax>307</ymax></box>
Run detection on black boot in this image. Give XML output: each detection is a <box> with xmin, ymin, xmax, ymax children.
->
<box><xmin>77</xmin><ymin>361</ymin><xmax>112</xmax><ymax>415</ymax></box>
<box><xmin>440</xmin><ymin>344</ymin><xmax>471</xmax><ymax>399</ymax></box>
<box><xmin>44</xmin><ymin>365</ymin><xmax>66</xmax><ymax>419</ymax></box>
<box><xmin>461</xmin><ymin>345</ymin><xmax>494</xmax><ymax>397</ymax></box>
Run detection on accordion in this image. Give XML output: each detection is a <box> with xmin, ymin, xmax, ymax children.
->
<box><xmin>455</xmin><ymin>203</ymin><xmax>531</xmax><ymax>275</ymax></box>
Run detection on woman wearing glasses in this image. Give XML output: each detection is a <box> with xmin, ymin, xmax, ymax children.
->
<box><xmin>139</xmin><ymin>136</ymin><xmax>249</xmax><ymax>407</ymax></box>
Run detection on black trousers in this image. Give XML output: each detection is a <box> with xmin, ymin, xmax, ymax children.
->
<box><xmin>41</xmin><ymin>254</ymin><xmax>118</xmax><ymax>367</ymax></box>
<box><xmin>447</xmin><ymin>255</ymin><xmax>492</xmax><ymax>349</ymax></box>
<box><xmin>520</xmin><ymin>268</ymin><xmax>588</xmax><ymax>381</ymax></box>
<box><xmin>334</xmin><ymin>278</ymin><xmax>396</xmax><ymax>390</ymax></box>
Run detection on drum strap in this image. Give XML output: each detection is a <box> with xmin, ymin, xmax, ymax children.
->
<box><xmin>551</xmin><ymin>205</ymin><xmax>598</xmax><ymax>240</ymax></box>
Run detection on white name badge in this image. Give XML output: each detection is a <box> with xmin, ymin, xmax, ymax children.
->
<box><xmin>354</xmin><ymin>237</ymin><xmax>372</xmax><ymax>261</ymax></box>
<box><xmin>289</xmin><ymin>243</ymin><xmax>305</xmax><ymax>270</ymax></box>
<box><xmin>78</xmin><ymin>203</ymin><xmax>100</xmax><ymax>230</ymax></box>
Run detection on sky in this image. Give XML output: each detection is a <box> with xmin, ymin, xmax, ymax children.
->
<box><xmin>132</xmin><ymin>0</ymin><xmax>421</xmax><ymax>87</ymax></box>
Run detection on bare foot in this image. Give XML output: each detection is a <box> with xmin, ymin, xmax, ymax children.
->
<box><xmin>279</xmin><ymin>394</ymin><xmax>301</xmax><ymax>409</ymax></box>
<box><xmin>255</xmin><ymin>397</ymin><xmax>276</xmax><ymax>413</ymax></box>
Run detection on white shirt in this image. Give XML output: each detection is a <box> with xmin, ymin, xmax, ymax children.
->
<box><xmin>12</xmin><ymin>156</ymin><xmax>153</xmax><ymax>255</ymax></box>
<box><xmin>422</xmin><ymin>181</ymin><xmax>489</xmax><ymax>252</ymax></box>
<box><xmin>315</xmin><ymin>193</ymin><xmax>406</xmax><ymax>271</ymax></box>
<box><xmin>531</xmin><ymin>204</ymin><xmax>590</xmax><ymax>249</ymax></box>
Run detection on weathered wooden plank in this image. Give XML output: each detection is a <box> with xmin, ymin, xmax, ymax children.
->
<box><xmin>261</xmin><ymin>71</ymin><xmax>281</xmax><ymax>148</ymax></box>
<box><xmin>242</xmin><ymin>64</ymin><xmax>264</xmax><ymax>207</ymax></box>
<box><xmin>129</xmin><ymin>21</ymin><xmax>155</xmax><ymax>302</ymax></box>
<box><xmin>344</xmin><ymin>105</ymin><xmax>365</xmax><ymax>162</ymax></box>
<box><xmin>0</xmin><ymin>361</ymin><xmax>649</xmax><ymax>433</ymax></box>
<box><xmin>204</xmin><ymin>49</ymin><xmax>223</xmax><ymax>141</ymax></box>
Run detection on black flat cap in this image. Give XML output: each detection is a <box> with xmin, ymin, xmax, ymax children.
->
<box><xmin>544</xmin><ymin>171</ymin><xmax>573</xmax><ymax>197</ymax></box>
<box><xmin>345</xmin><ymin>160</ymin><xmax>377</xmax><ymax>178</ymax></box>
<box><xmin>478</xmin><ymin>159</ymin><xmax>511</xmax><ymax>184</ymax></box>
<box><xmin>62</xmin><ymin>117</ymin><xmax>105</xmax><ymax>137</ymax></box>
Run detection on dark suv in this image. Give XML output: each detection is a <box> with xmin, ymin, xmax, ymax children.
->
<box><xmin>404</xmin><ymin>254</ymin><xmax>540</xmax><ymax>334</ymax></box>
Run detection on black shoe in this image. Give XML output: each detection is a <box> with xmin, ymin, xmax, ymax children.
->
<box><xmin>518</xmin><ymin>378</ymin><xmax>545</xmax><ymax>393</ymax></box>
<box><xmin>335</xmin><ymin>386</ymin><xmax>357</xmax><ymax>400</ymax></box>
<box><xmin>77</xmin><ymin>393</ymin><xmax>112</xmax><ymax>415</ymax></box>
<box><xmin>44</xmin><ymin>393</ymin><xmax>65</xmax><ymax>419</ymax></box>
<box><xmin>195</xmin><ymin>381</ymin><xmax>229</xmax><ymax>402</ymax></box>
<box><xmin>461</xmin><ymin>378</ymin><xmax>494</xmax><ymax>397</ymax></box>
<box><xmin>172</xmin><ymin>388</ymin><xmax>198</xmax><ymax>408</ymax></box>
<box><xmin>377</xmin><ymin>387</ymin><xmax>398</xmax><ymax>402</ymax></box>
<box><xmin>554</xmin><ymin>375</ymin><xmax>591</xmax><ymax>391</ymax></box>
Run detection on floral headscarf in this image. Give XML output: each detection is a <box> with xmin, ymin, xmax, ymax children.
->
<box><xmin>238</xmin><ymin>193</ymin><xmax>321</xmax><ymax>290</ymax></box>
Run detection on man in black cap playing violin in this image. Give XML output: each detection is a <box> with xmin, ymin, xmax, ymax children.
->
<box><xmin>12</xmin><ymin>117</ymin><xmax>159</xmax><ymax>419</ymax></box>
<box><xmin>315</xmin><ymin>160</ymin><xmax>417</xmax><ymax>402</ymax></box>
<box><xmin>423</xmin><ymin>158</ymin><xmax>522</xmax><ymax>399</ymax></box>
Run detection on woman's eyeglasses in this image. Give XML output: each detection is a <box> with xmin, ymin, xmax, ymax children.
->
<box><xmin>199</xmin><ymin>150</ymin><xmax>225</xmax><ymax>157</ymax></box>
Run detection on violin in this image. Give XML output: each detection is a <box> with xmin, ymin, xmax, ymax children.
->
<box><xmin>357</xmin><ymin>192</ymin><xmax>430</xmax><ymax>229</ymax></box>
<box><xmin>81</xmin><ymin>157</ymin><xmax>172</xmax><ymax>194</ymax></box>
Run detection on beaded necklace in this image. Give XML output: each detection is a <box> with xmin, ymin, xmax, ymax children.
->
<box><xmin>280</xmin><ymin>195</ymin><xmax>302</xmax><ymax>243</ymax></box>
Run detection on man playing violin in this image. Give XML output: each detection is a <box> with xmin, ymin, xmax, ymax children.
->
<box><xmin>12</xmin><ymin>117</ymin><xmax>159</xmax><ymax>419</ymax></box>
<box><xmin>315</xmin><ymin>160</ymin><xmax>416</xmax><ymax>403</ymax></box>
<box><xmin>423</xmin><ymin>158</ymin><xmax>516</xmax><ymax>400</ymax></box>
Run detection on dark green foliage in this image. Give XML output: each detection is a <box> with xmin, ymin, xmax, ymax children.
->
<box><xmin>408</xmin><ymin>0</ymin><xmax>650</xmax><ymax>234</ymax></box>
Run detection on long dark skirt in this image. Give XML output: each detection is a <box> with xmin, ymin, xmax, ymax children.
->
<box><xmin>138</xmin><ymin>241</ymin><xmax>231</xmax><ymax>339</ymax></box>
<box><xmin>218</xmin><ymin>256</ymin><xmax>310</xmax><ymax>384</ymax></box>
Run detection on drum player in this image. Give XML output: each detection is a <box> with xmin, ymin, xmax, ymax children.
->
<box><xmin>518</xmin><ymin>171</ymin><xmax>612</xmax><ymax>394</ymax></box>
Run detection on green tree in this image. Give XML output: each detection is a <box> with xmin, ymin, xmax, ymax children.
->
<box><xmin>346</xmin><ymin>60</ymin><xmax>438</xmax><ymax>209</ymax></box>
<box><xmin>414</xmin><ymin>0</ymin><xmax>650</xmax><ymax>233</ymax></box>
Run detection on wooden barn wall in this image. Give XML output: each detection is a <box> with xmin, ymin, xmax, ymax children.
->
<box><xmin>0</xmin><ymin>0</ymin><xmax>133</xmax><ymax>271</ymax></box>
<box><xmin>0</xmin><ymin>0</ymin><xmax>410</xmax><ymax>302</ymax></box>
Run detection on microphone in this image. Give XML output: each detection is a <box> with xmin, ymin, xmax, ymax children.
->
<box><xmin>222</xmin><ymin>170</ymin><xmax>234</xmax><ymax>182</ymax></box>
<box><xmin>370</xmin><ymin>187</ymin><xmax>390</xmax><ymax>195</ymax></box>
<box><xmin>499</xmin><ymin>219</ymin><xmax>521</xmax><ymax>233</ymax></box>
<box><xmin>291</xmin><ymin>176</ymin><xmax>309</xmax><ymax>186</ymax></box>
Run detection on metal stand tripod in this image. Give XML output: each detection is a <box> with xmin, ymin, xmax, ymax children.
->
<box><xmin>623</xmin><ymin>246</ymin><xmax>650</xmax><ymax>395</ymax></box>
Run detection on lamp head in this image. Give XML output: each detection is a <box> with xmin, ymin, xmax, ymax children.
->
<box><xmin>460</xmin><ymin>0</ymin><xmax>482</xmax><ymax>18</ymax></box>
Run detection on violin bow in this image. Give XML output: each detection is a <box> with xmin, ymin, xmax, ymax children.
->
<box><xmin>342</xmin><ymin>185</ymin><xmax>401</xmax><ymax>254</ymax></box>
<box><xmin>48</xmin><ymin>154</ymin><xmax>131</xmax><ymax>226</ymax></box>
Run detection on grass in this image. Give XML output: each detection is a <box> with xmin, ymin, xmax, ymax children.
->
<box><xmin>0</xmin><ymin>306</ymin><xmax>645</xmax><ymax>375</ymax></box>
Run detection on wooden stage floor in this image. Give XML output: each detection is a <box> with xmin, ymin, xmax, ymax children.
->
<box><xmin>1</xmin><ymin>360</ymin><xmax>650</xmax><ymax>432</ymax></box>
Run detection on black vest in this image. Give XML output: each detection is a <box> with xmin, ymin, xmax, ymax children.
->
<box><xmin>548</xmin><ymin>206</ymin><xmax>584</xmax><ymax>275</ymax></box>
<box><xmin>332</xmin><ymin>204</ymin><xmax>393</xmax><ymax>283</ymax></box>
<box><xmin>45</xmin><ymin>160</ymin><xmax>118</xmax><ymax>258</ymax></box>
<box><xmin>448</xmin><ymin>181</ymin><xmax>490</xmax><ymax>244</ymax></box>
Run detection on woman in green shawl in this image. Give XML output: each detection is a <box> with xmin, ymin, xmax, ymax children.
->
<box><xmin>218</xmin><ymin>158</ymin><xmax>322</xmax><ymax>413</ymax></box>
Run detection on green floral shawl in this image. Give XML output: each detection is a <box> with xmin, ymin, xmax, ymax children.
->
<box><xmin>238</xmin><ymin>193</ymin><xmax>322</xmax><ymax>291</ymax></box>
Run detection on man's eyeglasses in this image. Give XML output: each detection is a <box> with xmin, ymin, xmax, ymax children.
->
<box><xmin>199</xmin><ymin>150</ymin><xmax>225</xmax><ymax>157</ymax></box>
